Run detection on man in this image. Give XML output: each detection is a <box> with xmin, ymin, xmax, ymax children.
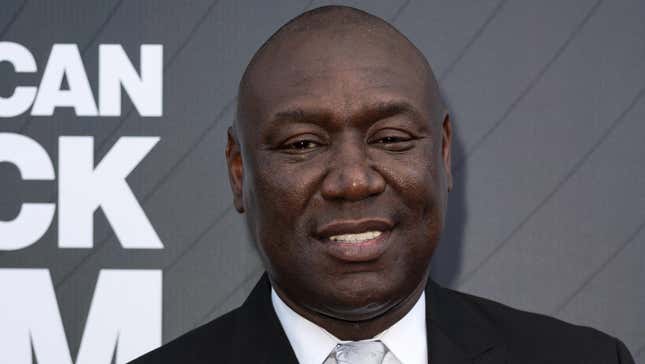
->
<box><xmin>131</xmin><ymin>6</ymin><xmax>634</xmax><ymax>364</ymax></box>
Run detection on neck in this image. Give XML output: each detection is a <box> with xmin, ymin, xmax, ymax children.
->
<box><xmin>273</xmin><ymin>277</ymin><xmax>427</xmax><ymax>341</ymax></box>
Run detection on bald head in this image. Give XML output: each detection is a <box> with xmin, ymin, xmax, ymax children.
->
<box><xmin>235</xmin><ymin>5</ymin><xmax>445</xmax><ymax>137</ymax></box>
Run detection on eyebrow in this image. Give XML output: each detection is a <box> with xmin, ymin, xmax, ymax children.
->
<box><xmin>268</xmin><ymin>100</ymin><xmax>423</xmax><ymax>129</ymax></box>
<box><xmin>359</xmin><ymin>101</ymin><xmax>422</xmax><ymax>124</ymax></box>
<box><xmin>271</xmin><ymin>108</ymin><xmax>332</xmax><ymax>126</ymax></box>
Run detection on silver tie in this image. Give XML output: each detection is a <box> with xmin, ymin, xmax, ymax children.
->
<box><xmin>323</xmin><ymin>340</ymin><xmax>400</xmax><ymax>364</ymax></box>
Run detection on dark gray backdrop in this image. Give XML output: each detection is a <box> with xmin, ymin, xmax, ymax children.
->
<box><xmin>1</xmin><ymin>0</ymin><xmax>643</xmax><ymax>362</ymax></box>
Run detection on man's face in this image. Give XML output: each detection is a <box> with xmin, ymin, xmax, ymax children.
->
<box><xmin>228</xmin><ymin>28</ymin><xmax>452</xmax><ymax>321</ymax></box>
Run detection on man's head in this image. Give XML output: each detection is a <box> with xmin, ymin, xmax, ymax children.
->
<box><xmin>226</xmin><ymin>5</ymin><xmax>452</xmax><ymax>336</ymax></box>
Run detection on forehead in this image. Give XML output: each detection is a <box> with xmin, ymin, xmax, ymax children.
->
<box><xmin>241</xmin><ymin>28</ymin><xmax>432</xmax><ymax>127</ymax></box>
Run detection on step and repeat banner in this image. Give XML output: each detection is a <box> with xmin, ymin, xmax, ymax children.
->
<box><xmin>1</xmin><ymin>1</ymin><xmax>644</xmax><ymax>363</ymax></box>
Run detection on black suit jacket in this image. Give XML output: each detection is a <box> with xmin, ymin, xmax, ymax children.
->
<box><xmin>131</xmin><ymin>274</ymin><xmax>634</xmax><ymax>363</ymax></box>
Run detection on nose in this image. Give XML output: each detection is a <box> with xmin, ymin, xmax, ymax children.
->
<box><xmin>320</xmin><ymin>140</ymin><xmax>386</xmax><ymax>201</ymax></box>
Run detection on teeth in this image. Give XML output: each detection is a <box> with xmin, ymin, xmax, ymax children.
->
<box><xmin>329</xmin><ymin>231</ymin><xmax>382</xmax><ymax>243</ymax></box>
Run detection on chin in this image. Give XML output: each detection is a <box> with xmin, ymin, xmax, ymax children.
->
<box><xmin>314</xmin><ymin>275</ymin><xmax>403</xmax><ymax>322</ymax></box>
<box><xmin>317</xmin><ymin>296</ymin><xmax>396</xmax><ymax>322</ymax></box>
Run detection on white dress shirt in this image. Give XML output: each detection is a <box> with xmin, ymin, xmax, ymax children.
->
<box><xmin>271</xmin><ymin>288</ymin><xmax>428</xmax><ymax>364</ymax></box>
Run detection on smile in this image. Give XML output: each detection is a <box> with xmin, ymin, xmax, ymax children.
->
<box><xmin>315</xmin><ymin>219</ymin><xmax>393</xmax><ymax>262</ymax></box>
<box><xmin>328</xmin><ymin>230</ymin><xmax>382</xmax><ymax>243</ymax></box>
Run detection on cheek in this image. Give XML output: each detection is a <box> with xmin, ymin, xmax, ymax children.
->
<box><xmin>256</xmin><ymin>160</ymin><xmax>318</xmax><ymax>210</ymax></box>
<box><xmin>382</xmin><ymin>147</ymin><xmax>441</xmax><ymax>211</ymax></box>
<box><xmin>246</xmin><ymin>155</ymin><xmax>325</xmax><ymax>243</ymax></box>
<box><xmin>378</xmin><ymin>147</ymin><xmax>445</xmax><ymax>245</ymax></box>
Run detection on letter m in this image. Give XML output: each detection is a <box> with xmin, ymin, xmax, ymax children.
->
<box><xmin>0</xmin><ymin>269</ymin><xmax>161</xmax><ymax>364</ymax></box>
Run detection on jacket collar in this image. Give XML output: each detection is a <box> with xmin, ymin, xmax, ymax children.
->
<box><xmin>232</xmin><ymin>274</ymin><xmax>506</xmax><ymax>364</ymax></box>
<box><xmin>232</xmin><ymin>274</ymin><xmax>299</xmax><ymax>364</ymax></box>
<box><xmin>427</xmin><ymin>279</ymin><xmax>507</xmax><ymax>363</ymax></box>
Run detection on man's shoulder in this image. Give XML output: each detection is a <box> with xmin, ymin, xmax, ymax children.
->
<box><xmin>129</xmin><ymin>275</ymin><xmax>295</xmax><ymax>364</ymax></box>
<box><xmin>129</xmin><ymin>307</ymin><xmax>241</xmax><ymax>364</ymax></box>
<box><xmin>442</xmin><ymin>286</ymin><xmax>633</xmax><ymax>363</ymax></box>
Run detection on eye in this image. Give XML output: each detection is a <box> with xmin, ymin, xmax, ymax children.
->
<box><xmin>375</xmin><ymin>136</ymin><xmax>410</xmax><ymax>144</ymax></box>
<box><xmin>285</xmin><ymin>140</ymin><xmax>321</xmax><ymax>150</ymax></box>
<box><xmin>368</xmin><ymin>129</ymin><xmax>415</xmax><ymax>151</ymax></box>
<box><xmin>277</xmin><ymin>133</ymin><xmax>325</xmax><ymax>154</ymax></box>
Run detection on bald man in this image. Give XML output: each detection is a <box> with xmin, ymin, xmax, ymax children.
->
<box><xmin>131</xmin><ymin>6</ymin><xmax>634</xmax><ymax>364</ymax></box>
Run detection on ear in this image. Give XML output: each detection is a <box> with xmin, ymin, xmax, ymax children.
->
<box><xmin>441</xmin><ymin>113</ymin><xmax>453</xmax><ymax>192</ymax></box>
<box><xmin>226</xmin><ymin>126</ymin><xmax>245</xmax><ymax>213</ymax></box>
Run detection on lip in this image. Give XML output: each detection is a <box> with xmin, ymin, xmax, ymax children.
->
<box><xmin>315</xmin><ymin>218</ymin><xmax>394</xmax><ymax>238</ymax></box>
<box><xmin>315</xmin><ymin>218</ymin><xmax>394</xmax><ymax>262</ymax></box>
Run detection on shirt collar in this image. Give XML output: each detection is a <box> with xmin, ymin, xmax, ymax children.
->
<box><xmin>271</xmin><ymin>288</ymin><xmax>427</xmax><ymax>364</ymax></box>
<box><xmin>375</xmin><ymin>293</ymin><xmax>427</xmax><ymax>364</ymax></box>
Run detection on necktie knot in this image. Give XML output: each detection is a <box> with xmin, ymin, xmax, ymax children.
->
<box><xmin>331</xmin><ymin>340</ymin><xmax>387</xmax><ymax>364</ymax></box>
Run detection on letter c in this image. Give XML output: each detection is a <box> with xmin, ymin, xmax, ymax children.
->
<box><xmin>0</xmin><ymin>133</ymin><xmax>55</xmax><ymax>250</ymax></box>
<box><xmin>0</xmin><ymin>42</ymin><xmax>38</xmax><ymax>117</ymax></box>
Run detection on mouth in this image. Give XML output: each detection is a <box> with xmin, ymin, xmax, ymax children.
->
<box><xmin>315</xmin><ymin>219</ymin><xmax>393</xmax><ymax>262</ymax></box>
<box><xmin>328</xmin><ymin>230</ymin><xmax>383</xmax><ymax>243</ymax></box>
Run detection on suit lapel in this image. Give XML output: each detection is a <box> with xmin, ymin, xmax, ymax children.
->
<box><xmin>427</xmin><ymin>279</ymin><xmax>507</xmax><ymax>364</ymax></box>
<box><xmin>231</xmin><ymin>274</ymin><xmax>299</xmax><ymax>364</ymax></box>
